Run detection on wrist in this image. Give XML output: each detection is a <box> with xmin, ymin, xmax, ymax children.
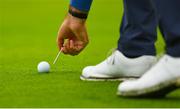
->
<box><xmin>67</xmin><ymin>13</ymin><xmax>86</xmax><ymax>24</ymax></box>
<box><xmin>68</xmin><ymin>6</ymin><xmax>88</xmax><ymax>20</ymax></box>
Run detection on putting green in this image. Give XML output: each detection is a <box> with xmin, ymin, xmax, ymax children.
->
<box><xmin>0</xmin><ymin>0</ymin><xmax>180</xmax><ymax>107</ymax></box>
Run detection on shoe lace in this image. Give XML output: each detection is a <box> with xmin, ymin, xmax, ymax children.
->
<box><xmin>106</xmin><ymin>48</ymin><xmax>117</xmax><ymax>65</ymax></box>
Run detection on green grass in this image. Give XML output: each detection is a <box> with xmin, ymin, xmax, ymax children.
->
<box><xmin>0</xmin><ymin>0</ymin><xmax>180</xmax><ymax>108</ymax></box>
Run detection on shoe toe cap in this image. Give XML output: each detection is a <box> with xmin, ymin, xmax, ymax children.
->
<box><xmin>82</xmin><ymin>66</ymin><xmax>95</xmax><ymax>78</ymax></box>
<box><xmin>118</xmin><ymin>80</ymin><xmax>138</xmax><ymax>93</ymax></box>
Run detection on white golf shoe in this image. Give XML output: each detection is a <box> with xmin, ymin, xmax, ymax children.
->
<box><xmin>118</xmin><ymin>55</ymin><xmax>180</xmax><ymax>97</ymax></box>
<box><xmin>81</xmin><ymin>50</ymin><xmax>157</xmax><ymax>81</ymax></box>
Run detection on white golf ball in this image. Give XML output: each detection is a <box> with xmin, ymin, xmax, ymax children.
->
<box><xmin>37</xmin><ymin>61</ymin><xmax>50</xmax><ymax>73</ymax></box>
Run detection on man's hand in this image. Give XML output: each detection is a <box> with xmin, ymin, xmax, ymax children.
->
<box><xmin>57</xmin><ymin>8</ymin><xmax>89</xmax><ymax>56</ymax></box>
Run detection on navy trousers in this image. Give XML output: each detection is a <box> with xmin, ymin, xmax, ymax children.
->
<box><xmin>118</xmin><ymin>0</ymin><xmax>180</xmax><ymax>57</ymax></box>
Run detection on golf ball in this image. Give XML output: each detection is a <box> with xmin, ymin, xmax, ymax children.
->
<box><xmin>37</xmin><ymin>61</ymin><xmax>50</xmax><ymax>73</ymax></box>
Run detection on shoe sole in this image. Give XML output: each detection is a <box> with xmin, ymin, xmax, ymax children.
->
<box><xmin>117</xmin><ymin>79</ymin><xmax>179</xmax><ymax>98</ymax></box>
<box><xmin>80</xmin><ymin>75</ymin><xmax>138</xmax><ymax>82</ymax></box>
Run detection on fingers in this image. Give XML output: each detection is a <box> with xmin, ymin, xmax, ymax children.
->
<box><xmin>57</xmin><ymin>37</ymin><xmax>64</xmax><ymax>51</ymax></box>
<box><xmin>63</xmin><ymin>40</ymin><xmax>79</xmax><ymax>55</ymax></box>
<box><xmin>62</xmin><ymin>40</ymin><xmax>69</xmax><ymax>54</ymax></box>
<box><xmin>57</xmin><ymin>27</ymin><xmax>80</xmax><ymax>55</ymax></box>
<box><xmin>58</xmin><ymin>34</ymin><xmax>88</xmax><ymax>56</ymax></box>
<box><xmin>57</xmin><ymin>25</ymin><xmax>73</xmax><ymax>51</ymax></box>
<box><xmin>70</xmin><ymin>40</ymin><xmax>74</xmax><ymax>49</ymax></box>
<box><xmin>63</xmin><ymin>40</ymin><xmax>85</xmax><ymax>55</ymax></box>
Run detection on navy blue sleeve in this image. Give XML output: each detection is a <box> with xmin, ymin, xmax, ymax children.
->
<box><xmin>70</xmin><ymin>0</ymin><xmax>93</xmax><ymax>12</ymax></box>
